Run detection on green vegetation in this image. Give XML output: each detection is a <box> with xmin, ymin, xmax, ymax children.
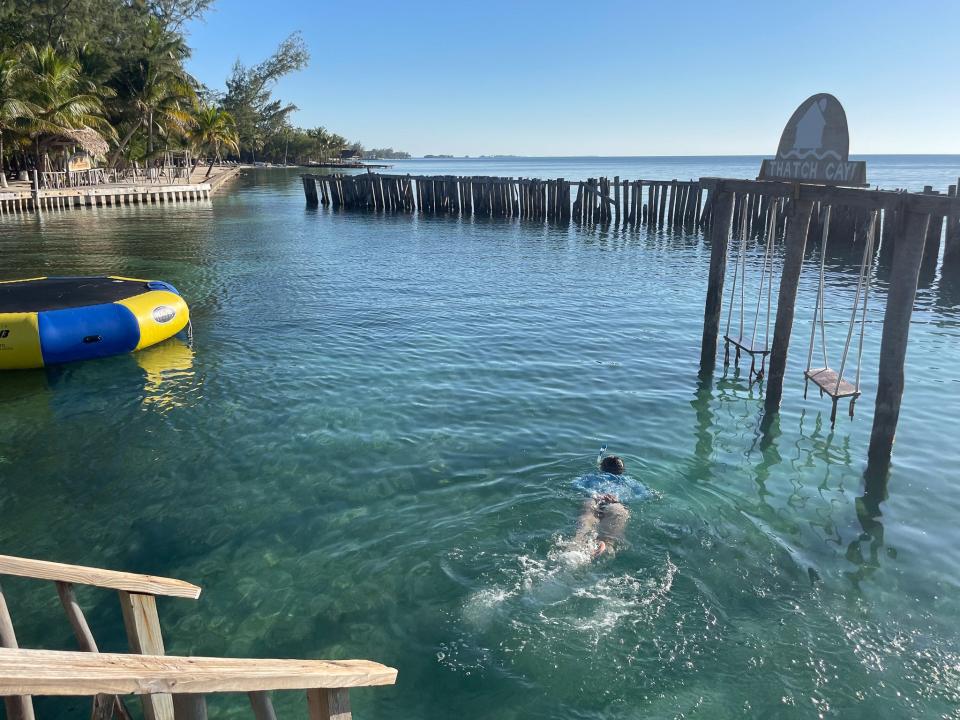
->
<box><xmin>0</xmin><ymin>0</ymin><xmax>406</xmax><ymax>180</ymax></box>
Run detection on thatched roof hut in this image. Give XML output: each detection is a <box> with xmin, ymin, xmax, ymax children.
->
<box><xmin>45</xmin><ymin>127</ymin><xmax>110</xmax><ymax>158</ymax></box>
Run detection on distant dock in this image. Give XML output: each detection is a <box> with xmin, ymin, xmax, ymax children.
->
<box><xmin>0</xmin><ymin>165</ymin><xmax>242</xmax><ymax>215</ymax></box>
<box><xmin>305</xmin><ymin>161</ymin><xmax>392</xmax><ymax>169</ymax></box>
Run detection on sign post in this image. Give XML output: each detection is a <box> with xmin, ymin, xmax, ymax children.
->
<box><xmin>758</xmin><ymin>93</ymin><xmax>867</xmax><ymax>186</ymax></box>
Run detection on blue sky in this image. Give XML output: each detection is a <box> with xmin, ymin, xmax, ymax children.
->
<box><xmin>184</xmin><ymin>1</ymin><xmax>960</xmax><ymax>157</ymax></box>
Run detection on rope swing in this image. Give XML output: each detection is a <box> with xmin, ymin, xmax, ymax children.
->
<box><xmin>804</xmin><ymin>208</ymin><xmax>880</xmax><ymax>426</ymax></box>
<box><xmin>723</xmin><ymin>198</ymin><xmax>779</xmax><ymax>384</ymax></box>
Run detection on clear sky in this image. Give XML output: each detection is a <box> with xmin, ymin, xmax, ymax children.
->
<box><xmin>184</xmin><ymin>0</ymin><xmax>960</xmax><ymax>157</ymax></box>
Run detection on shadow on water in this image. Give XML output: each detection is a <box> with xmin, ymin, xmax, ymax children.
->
<box><xmin>845</xmin><ymin>484</ymin><xmax>890</xmax><ymax>592</ymax></box>
<box><xmin>693</xmin><ymin>354</ymin><xmax>894</xmax><ymax>586</ymax></box>
<box><xmin>936</xmin><ymin>266</ymin><xmax>960</xmax><ymax>312</ymax></box>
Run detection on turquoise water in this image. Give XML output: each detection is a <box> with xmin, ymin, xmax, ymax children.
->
<box><xmin>1</xmin><ymin>157</ymin><xmax>959</xmax><ymax>719</ymax></box>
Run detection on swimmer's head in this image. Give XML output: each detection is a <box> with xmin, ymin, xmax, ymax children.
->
<box><xmin>600</xmin><ymin>455</ymin><xmax>625</xmax><ymax>475</ymax></box>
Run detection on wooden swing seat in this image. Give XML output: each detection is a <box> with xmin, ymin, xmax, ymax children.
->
<box><xmin>723</xmin><ymin>334</ymin><xmax>771</xmax><ymax>357</ymax></box>
<box><xmin>804</xmin><ymin>368</ymin><xmax>860</xmax><ymax>399</ymax></box>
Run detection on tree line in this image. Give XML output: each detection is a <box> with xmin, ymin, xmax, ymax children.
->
<box><xmin>0</xmin><ymin>0</ymin><xmax>407</xmax><ymax>186</ymax></box>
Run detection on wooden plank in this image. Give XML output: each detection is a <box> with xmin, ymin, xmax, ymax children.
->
<box><xmin>805</xmin><ymin>368</ymin><xmax>859</xmax><ymax>398</ymax></box>
<box><xmin>764</xmin><ymin>199</ymin><xmax>815</xmax><ymax>413</ymax></box>
<box><xmin>0</xmin><ymin>581</ymin><xmax>36</xmax><ymax>720</ymax></box>
<box><xmin>307</xmin><ymin>688</ymin><xmax>352</xmax><ymax>720</ymax></box>
<box><xmin>711</xmin><ymin>177</ymin><xmax>960</xmax><ymax>216</ymax></box>
<box><xmin>0</xmin><ymin>649</ymin><xmax>397</xmax><ymax>695</ymax></box>
<box><xmin>724</xmin><ymin>335</ymin><xmax>771</xmax><ymax>356</ymax></box>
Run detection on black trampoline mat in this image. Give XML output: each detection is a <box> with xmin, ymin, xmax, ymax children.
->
<box><xmin>0</xmin><ymin>277</ymin><xmax>149</xmax><ymax>313</ymax></box>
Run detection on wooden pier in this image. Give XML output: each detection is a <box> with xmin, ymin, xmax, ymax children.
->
<box><xmin>302</xmin><ymin>169</ymin><xmax>960</xmax><ymax>484</ymax></box>
<box><xmin>0</xmin><ymin>166</ymin><xmax>242</xmax><ymax>215</ymax></box>
<box><xmin>697</xmin><ymin>177</ymin><xmax>960</xmax><ymax>484</ymax></box>
<box><xmin>302</xmin><ymin>173</ymin><xmax>710</xmax><ymax>230</ymax></box>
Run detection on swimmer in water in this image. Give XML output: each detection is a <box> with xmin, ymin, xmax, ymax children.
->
<box><xmin>573</xmin><ymin>455</ymin><xmax>630</xmax><ymax>558</ymax></box>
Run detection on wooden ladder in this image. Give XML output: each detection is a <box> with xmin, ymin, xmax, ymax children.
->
<box><xmin>0</xmin><ymin>554</ymin><xmax>396</xmax><ymax>720</ymax></box>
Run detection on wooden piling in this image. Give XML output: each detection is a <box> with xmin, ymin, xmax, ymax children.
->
<box><xmin>867</xmin><ymin>209</ymin><xmax>930</xmax><ymax>473</ymax></box>
<box><xmin>763</xmin><ymin>198</ymin><xmax>815</xmax><ymax>414</ymax></box>
<box><xmin>303</xmin><ymin>177</ymin><xmax>318</xmax><ymax>207</ymax></box>
<box><xmin>699</xmin><ymin>187</ymin><xmax>736</xmax><ymax>374</ymax></box>
<box><xmin>945</xmin><ymin>183</ymin><xmax>960</xmax><ymax>273</ymax></box>
<box><xmin>921</xmin><ymin>186</ymin><xmax>944</xmax><ymax>277</ymax></box>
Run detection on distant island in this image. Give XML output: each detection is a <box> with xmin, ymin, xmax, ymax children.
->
<box><xmin>364</xmin><ymin>149</ymin><xmax>411</xmax><ymax>160</ymax></box>
<box><xmin>423</xmin><ymin>154</ymin><xmax>455</xmax><ymax>159</ymax></box>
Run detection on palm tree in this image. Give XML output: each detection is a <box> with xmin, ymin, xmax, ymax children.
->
<box><xmin>188</xmin><ymin>105</ymin><xmax>239</xmax><ymax>178</ymax></box>
<box><xmin>23</xmin><ymin>44</ymin><xmax>115</xmax><ymax>167</ymax></box>
<box><xmin>326</xmin><ymin>132</ymin><xmax>348</xmax><ymax>163</ymax></box>
<box><xmin>306</xmin><ymin>126</ymin><xmax>331</xmax><ymax>162</ymax></box>
<box><xmin>108</xmin><ymin>18</ymin><xmax>196</xmax><ymax>166</ymax></box>
<box><xmin>0</xmin><ymin>51</ymin><xmax>37</xmax><ymax>187</ymax></box>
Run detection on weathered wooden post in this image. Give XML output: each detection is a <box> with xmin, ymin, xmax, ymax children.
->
<box><xmin>614</xmin><ymin>176</ymin><xmax>620</xmax><ymax>225</ymax></box>
<box><xmin>120</xmin><ymin>591</ymin><xmax>175</xmax><ymax>720</ymax></box>
<box><xmin>307</xmin><ymin>688</ymin><xmax>350</xmax><ymax>720</ymax></box>
<box><xmin>920</xmin><ymin>186</ymin><xmax>943</xmax><ymax>280</ymax></box>
<box><xmin>699</xmin><ymin>181</ymin><xmax>735</xmax><ymax>375</ymax></box>
<box><xmin>945</xmin><ymin>183</ymin><xmax>960</xmax><ymax>273</ymax></box>
<box><xmin>30</xmin><ymin>169</ymin><xmax>40</xmax><ymax>211</ymax></box>
<box><xmin>866</xmin><ymin>206</ymin><xmax>929</xmax><ymax>475</ymax></box>
<box><xmin>302</xmin><ymin>176</ymin><xmax>318</xmax><ymax>206</ymax></box>
<box><xmin>763</xmin><ymin>197</ymin><xmax>815</xmax><ymax>414</ymax></box>
<box><xmin>0</xmin><ymin>581</ymin><xmax>35</xmax><ymax>720</ymax></box>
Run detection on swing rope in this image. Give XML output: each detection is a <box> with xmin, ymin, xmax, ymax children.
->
<box><xmin>745</xmin><ymin>200</ymin><xmax>778</xmax><ymax>381</ymax></box>
<box><xmin>805</xmin><ymin>205</ymin><xmax>832</xmax><ymax>384</ymax></box>
<box><xmin>724</xmin><ymin>195</ymin><xmax>751</xmax><ymax>370</ymax></box>
<box><xmin>723</xmin><ymin>200</ymin><xmax>743</xmax><ymax>340</ymax></box>
<box><xmin>749</xmin><ymin>199</ymin><xmax>777</xmax><ymax>352</ymax></box>
<box><xmin>840</xmin><ymin>210</ymin><xmax>879</xmax><ymax>395</ymax></box>
<box><xmin>803</xmin><ymin>206</ymin><xmax>878</xmax><ymax>424</ymax></box>
<box><xmin>723</xmin><ymin>195</ymin><xmax>779</xmax><ymax>381</ymax></box>
<box><xmin>738</xmin><ymin>205</ymin><xmax>747</xmax><ymax>342</ymax></box>
<box><xmin>764</xmin><ymin>201</ymin><xmax>777</xmax><ymax>354</ymax></box>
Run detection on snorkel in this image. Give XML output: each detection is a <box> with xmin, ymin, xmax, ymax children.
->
<box><xmin>596</xmin><ymin>444</ymin><xmax>607</xmax><ymax>467</ymax></box>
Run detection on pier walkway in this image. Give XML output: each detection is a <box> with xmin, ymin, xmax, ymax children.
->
<box><xmin>0</xmin><ymin>166</ymin><xmax>242</xmax><ymax>215</ymax></box>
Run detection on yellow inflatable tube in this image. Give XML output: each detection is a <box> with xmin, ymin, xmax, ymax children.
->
<box><xmin>0</xmin><ymin>276</ymin><xmax>190</xmax><ymax>369</ymax></box>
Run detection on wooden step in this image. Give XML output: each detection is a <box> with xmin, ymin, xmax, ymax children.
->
<box><xmin>0</xmin><ymin>648</ymin><xmax>397</xmax><ymax>696</ymax></box>
<box><xmin>723</xmin><ymin>334</ymin><xmax>771</xmax><ymax>356</ymax></box>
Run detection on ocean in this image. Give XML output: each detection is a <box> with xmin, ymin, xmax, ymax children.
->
<box><xmin>1</xmin><ymin>155</ymin><xmax>958</xmax><ymax>719</ymax></box>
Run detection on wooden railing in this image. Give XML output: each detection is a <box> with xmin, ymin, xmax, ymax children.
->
<box><xmin>40</xmin><ymin>167</ymin><xmax>194</xmax><ymax>189</ymax></box>
<box><xmin>0</xmin><ymin>554</ymin><xmax>396</xmax><ymax>720</ymax></box>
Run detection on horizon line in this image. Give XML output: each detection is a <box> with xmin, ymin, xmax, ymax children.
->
<box><xmin>400</xmin><ymin>153</ymin><xmax>960</xmax><ymax>159</ymax></box>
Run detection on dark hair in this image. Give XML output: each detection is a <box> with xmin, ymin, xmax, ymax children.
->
<box><xmin>600</xmin><ymin>455</ymin><xmax>625</xmax><ymax>475</ymax></box>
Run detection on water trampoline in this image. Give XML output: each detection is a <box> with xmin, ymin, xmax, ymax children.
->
<box><xmin>0</xmin><ymin>276</ymin><xmax>190</xmax><ymax>369</ymax></box>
